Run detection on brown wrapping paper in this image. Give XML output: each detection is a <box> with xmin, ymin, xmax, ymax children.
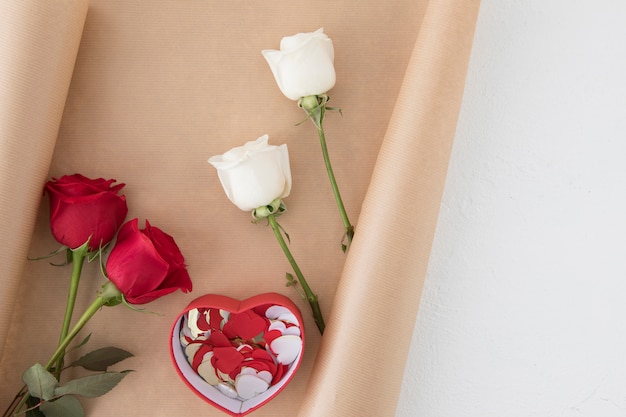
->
<box><xmin>0</xmin><ymin>0</ymin><xmax>479</xmax><ymax>415</ymax></box>
<box><xmin>0</xmin><ymin>0</ymin><xmax>89</xmax><ymax>359</ymax></box>
<box><xmin>298</xmin><ymin>1</ymin><xmax>480</xmax><ymax>415</ymax></box>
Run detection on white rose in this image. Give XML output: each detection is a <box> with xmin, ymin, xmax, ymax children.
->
<box><xmin>262</xmin><ymin>28</ymin><xmax>336</xmax><ymax>101</ymax></box>
<box><xmin>208</xmin><ymin>135</ymin><xmax>292</xmax><ymax>212</ymax></box>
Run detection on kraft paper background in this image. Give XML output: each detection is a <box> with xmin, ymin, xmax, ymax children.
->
<box><xmin>0</xmin><ymin>1</ymin><xmax>480</xmax><ymax>416</ymax></box>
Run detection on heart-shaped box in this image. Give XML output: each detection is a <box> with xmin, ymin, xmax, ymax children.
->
<box><xmin>169</xmin><ymin>293</ymin><xmax>305</xmax><ymax>416</ymax></box>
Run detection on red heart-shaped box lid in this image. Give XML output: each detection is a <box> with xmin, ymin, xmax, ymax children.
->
<box><xmin>169</xmin><ymin>293</ymin><xmax>305</xmax><ymax>416</ymax></box>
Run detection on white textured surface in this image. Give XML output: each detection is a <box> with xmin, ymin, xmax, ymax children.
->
<box><xmin>396</xmin><ymin>1</ymin><xmax>626</xmax><ymax>416</ymax></box>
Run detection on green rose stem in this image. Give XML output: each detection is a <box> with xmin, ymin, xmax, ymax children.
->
<box><xmin>53</xmin><ymin>243</ymin><xmax>89</xmax><ymax>380</ymax></box>
<box><xmin>8</xmin><ymin>282</ymin><xmax>121</xmax><ymax>417</ymax></box>
<box><xmin>299</xmin><ymin>94</ymin><xmax>355</xmax><ymax>252</ymax></box>
<box><xmin>266</xmin><ymin>213</ymin><xmax>325</xmax><ymax>334</ymax></box>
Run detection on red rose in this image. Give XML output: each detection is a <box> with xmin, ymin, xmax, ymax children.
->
<box><xmin>106</xmin><ymin>218</ymin><xmax>192</xmax><ymax>304</ymax></box>
<box><xmin>44</xmin><ymin>174</ymin><xmax>128</xmax><ymax>251</ymax></box>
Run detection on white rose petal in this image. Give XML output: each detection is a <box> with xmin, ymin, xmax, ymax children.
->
<box><xmin>262</xmin><ymin>28</ymin><xmax>336</xmax><ymax>101</ymax></box>
<box><xmin>208</xmin><ymin>135</ymin><xmax>292</xmax><ymax>212</ymax></box>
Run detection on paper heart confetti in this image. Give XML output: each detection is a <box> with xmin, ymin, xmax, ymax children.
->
<box><xmin>170</xmin><ymin>293</ymin><xmax>305</xmax><ymax>416</ymax></box>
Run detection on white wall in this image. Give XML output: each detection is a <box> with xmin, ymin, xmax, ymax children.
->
<box><xmin>396</xmin><ymin>1</ymin><xmax>626</xmax><ymax>416</ymax></box>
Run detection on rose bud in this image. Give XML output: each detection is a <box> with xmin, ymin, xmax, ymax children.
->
<box><xmin>208</xmin><ymin>134</ymin><xmax>291</xmax><ymax>212</ymax></box>
<box><xmin>262</xmin><ymin>28</ymin><xmax>336</xmax><ymax>101</ymax></box>
<box><xmin>105</xmin><ymin>218</ymin><xmax>192</xmax><ymax>304</ymax></box>
<box><xmin>44</xmin><ymin>174</ymin><xmax>128</xmax><ymax>251</ymax></box>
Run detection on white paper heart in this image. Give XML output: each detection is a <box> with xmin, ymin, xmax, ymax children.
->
<box><xmin>236</xmin><ymin>374</ymin><xmax>270</xmax><ymax>400</ymax></box>
<box><xmin>270</xmin><ymin>335</ymin><xmax>303</xmax><ymax>365</ymax></box>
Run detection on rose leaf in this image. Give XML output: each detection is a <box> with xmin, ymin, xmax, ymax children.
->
<box><xmin>54</xmin><ymin>370</ymin><xmax>132</xmax><ymax>398</ymax></box>
<box><xmin>67</xmin><ymin>347</ymin><xmax>133</xmax><ymax>371</ymax></box>
<box><xmin>22</xmin><ymin>364</ymin><xmax>57</xmax><ymax>401</ymax></box>
<box><xmin>39</xmin><ymin>394</ymin><xmax>83</xmax><ymax>417</ymax></box>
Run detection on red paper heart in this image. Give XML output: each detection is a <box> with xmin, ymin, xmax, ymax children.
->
<box><xmin>223</xmin><ymin>310</ymin><xmax>269</xmax><ymax>340</ymax></box>
<box><xmin>170</xmin><ymin>293</ymin><xmax>305</xmax><ymax>417</ymax></box>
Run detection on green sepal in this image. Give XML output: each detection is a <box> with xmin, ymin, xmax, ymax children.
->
<box><xmin>27</xmin><ymin>246</ymin><xmax>69</xmax><ymax>263</ymax></box>
<box><xmin>70</xmin><ymin>240</ymin><xmax>90</xmax><ymax>257</ymax></box>
<box><xmin>103</xmin><ymin>295</ymin><xmax>123</xmax><ymax>307</ymax></box>
<box><xmin>120</xmin><ymin>296</ymin><xmax>160</xmax><ymax>315</ymax></box>
<box><xmin>296</xmin><ymin>94</ymin><xmax>340</xmax><ymax>129</ymax></box>
<box><xmin>252</xmin><ymin>198</ymin><xmax>286</xmax><ymax>222</ymax></box>
<box><xmin>98</xmin><ymin>281</ymin><xmax>123</xmax><ymax>307</ymax></box>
